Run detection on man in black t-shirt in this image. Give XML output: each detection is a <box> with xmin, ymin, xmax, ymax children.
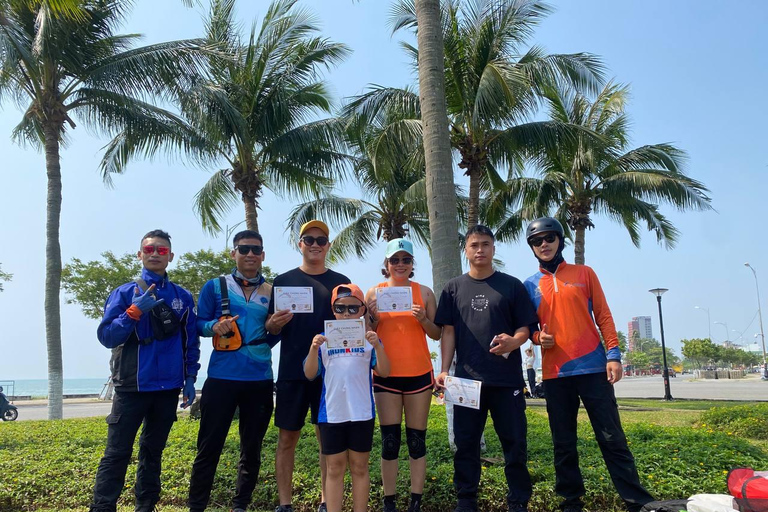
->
<box><xmin>435</xmin><ymin>225</ymin><xmax>538</xmax><ymax>512</ymax></box>
<box><xmin>266</xmin><ymin>220</ymin><xmax>350</xmax><ymax>512</ymax></box>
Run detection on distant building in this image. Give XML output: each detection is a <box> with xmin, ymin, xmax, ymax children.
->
<box><xmin>627</xmin><ymin>316</ymin><xmax>653</xmax><ymax>350</ymax></box>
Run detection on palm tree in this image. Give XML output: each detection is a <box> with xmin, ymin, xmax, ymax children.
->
<box><xmin>487</xmin><ymin>82</ymin><xmax>712</xmax><ymax>264</ymax></box>
<box><xmin>0</xmin><ymin>0</ymin><xmax>211</xmax><ymax>418</ymax></box>
<box><xmin>411</xmin><ymin>0</ymin><xmax>463</xmax><ymax>298</ymax></box>
<box><xmin>358</xmin><ymin>0</ymin><xmax>605</xmax><ymax>231</ymax></box>
<box><xmin>287</xmin><ymin>91</ymin><xmax>434</xmax><ymax>262</ymax></box>
<box><xmin>170</xmin><ymin>0</ymin><xmax>351</xmax><ymax>234</ymax></box>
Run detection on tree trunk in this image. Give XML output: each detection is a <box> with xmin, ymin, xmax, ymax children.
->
<box><xmin>242</xmin><ymin>195</ymin><xmax>259</xmax><ymax>233</ymax></box>
<box><xmin>574</xmin><ymin>226</ymin><xmax>586</xmax><ymax>265</ymax></box>
<box><xmin>466</xmin><ymin>167</ymin><xmax>481</xmax><ymax>229</ymax></box>
<box><xmin>415</xmin><ymin>0</ymin><xmax>464</xmax><ymax>452</ymax></box>
<box><xmin>43</xmin><ymin>123</ymin><xmax>64</xmax><ymax>420</ymax></box>
<box><xmin>415</xmin><ymin>0</ymin><xmax>462</xmax><ymax>296</ymax></box>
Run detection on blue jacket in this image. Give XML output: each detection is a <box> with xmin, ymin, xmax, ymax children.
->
<box><xmin>197</xmin><ymin>274</ymin><xmax>277</xmax><ymax>381</ymax></box>
<box><xmin>97</xmin><ymin>268</ymin><xmax>200</xmax><ymax>392</ymax></box>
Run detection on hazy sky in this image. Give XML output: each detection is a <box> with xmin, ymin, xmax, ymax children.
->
<box><xmin>1</xmin><ymin>0</ymin><xmax>766</xmax><ymax>381</ymax></box>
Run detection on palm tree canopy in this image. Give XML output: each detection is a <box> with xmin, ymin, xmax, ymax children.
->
<box><xmin>289</xmin><ymin>94</ymin><xmax>435</xmax><ymax>263</ymax></box>
<box><xmin>487</xmin><ymin>81</ymin><xmax>712</xmax><ymax>254</ymax></box>
<box><xmin>370</xmin><ymin>0</ymin><xmax>607</xmax><ymax>227</ymax></box>
<box><xmin>0</xmin><ymin>0</ymin><xmax>212</xmax><ymax>154</ymax></box>
<box><xmin>174</xmin><ymin>0</ymin><xmax>352</xmax><ymax>234</ymax></box>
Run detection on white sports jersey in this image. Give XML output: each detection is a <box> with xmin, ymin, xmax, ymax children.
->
<box><xmin>313</xmin><ymin>338</ymin><xmax>378</xmax><ymax>423</ymax></box>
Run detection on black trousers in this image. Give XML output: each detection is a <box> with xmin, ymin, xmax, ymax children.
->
<box><xmin>526</xmin><ymin>368</ymin><xmax>536</xmax><ymax>394</ymax></box>
<box><xmin>544</xmin><ymin>373</ymin><xmax>655</xmax><ymax>512</ymax></box>
<box><xmin>188</xmin><ymin>377</ymin><xmax>274</xmax><ymax>511</ymax></box>
<box><xmin>453</xmin><ymin>385</ymin><xmax>531</xmax><ymax>510</ymax></box>
<box><xmin>90</xmin><ymin>389</ymin><xmax>179</xmax><ymax>512</ymax></box>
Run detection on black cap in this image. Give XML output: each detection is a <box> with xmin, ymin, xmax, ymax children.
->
<box><xmin>526</xmin><ymin>217</ymin><xmax>564</xmax><ymax>242</ymax></box>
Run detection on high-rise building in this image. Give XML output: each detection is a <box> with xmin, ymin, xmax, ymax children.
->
<box><xmin>627</xmin><ymin>316</ymin><xmax>653</xmax><ymax>350</ymax></box>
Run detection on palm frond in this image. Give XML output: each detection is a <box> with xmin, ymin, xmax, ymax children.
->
<box><xmin>193</xmin><ymin>169</ymin><xmax>241</xmax><ymax>235</ymax></box>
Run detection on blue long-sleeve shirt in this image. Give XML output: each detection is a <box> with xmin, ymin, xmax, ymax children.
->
<box><xmin>97</xmin><ymin>268</ymin><xmax>200</xmax><ymax>392</ymax></box>
<box><xmin>196</xmin><ymin>275</ymin><xmax>276</xmax><ymax>381</ymax></box>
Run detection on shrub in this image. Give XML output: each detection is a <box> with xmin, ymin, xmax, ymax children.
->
<box><xmin>0</xmin><ymin>405</ymin><xmax>766</xmax><ymax>511</ymax></box>
<box><xmin>697</xmin><ymin>403</ymin><xmax>768</xmax><ymax>440</ymax></box>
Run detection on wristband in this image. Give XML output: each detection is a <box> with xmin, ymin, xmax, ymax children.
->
<box><xmin>126</xmin><ymin>304</ymin><xmax>143</xmax><ymax>321</ymax></box>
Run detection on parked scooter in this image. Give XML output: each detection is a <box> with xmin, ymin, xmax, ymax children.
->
<box><xmin>0</xmin><ymin>386</ymin><xmax>18</xmax><ymax>421</ymax></box>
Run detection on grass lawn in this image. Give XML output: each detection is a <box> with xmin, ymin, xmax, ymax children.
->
<box><xmin>1</xmin><ymin>399</ymin><xmax>765</xmax><ymax>512</ymax></box>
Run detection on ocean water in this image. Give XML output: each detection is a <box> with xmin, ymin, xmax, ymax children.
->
<box><xmin>0</xmin><ymin>378</ymin><xmax>108</xmax><ymax>397</ymax></box>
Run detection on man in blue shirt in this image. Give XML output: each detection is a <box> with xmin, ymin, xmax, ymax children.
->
<box><xmin>90</xmin><ymin>229</ymin><xmax>200</xmax><ymax>512</ymax></box>
<box><xmin>188</xmin><ymin>230</ymin><xmax>277</xmax><ymax>512</ymax></box>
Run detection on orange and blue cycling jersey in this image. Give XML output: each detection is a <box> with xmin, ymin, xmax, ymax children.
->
<box><xmin>524</xmin><ymin>262</ymin><xmax>621</xmax><ymax>380</ymax></box>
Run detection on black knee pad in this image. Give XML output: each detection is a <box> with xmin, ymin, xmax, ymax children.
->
<box><xmin>380</xmin><ymin>423</ymin><xmax>401</xmax><ymax>460</ymax></box>
<box><xmin>405</xmin><ymin>427</ymin><xmax>426</xmax><ymax>460</ymax></box>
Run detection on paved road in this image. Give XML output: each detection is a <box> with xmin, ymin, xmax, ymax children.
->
<box><xmin>613</xmin><ymin>373</ymin><xmax>768</xmax><ymax>401</ymax></box>
<box><xmin>7</xmin><ymin>374</ymin><xmax>767</xmax><ymax>421</ymax></box>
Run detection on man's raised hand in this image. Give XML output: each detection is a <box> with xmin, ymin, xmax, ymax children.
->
<box><xmin>131</xmin><ymin>284</ymin><xmax>164</xmax><ymax>313</ymax></box>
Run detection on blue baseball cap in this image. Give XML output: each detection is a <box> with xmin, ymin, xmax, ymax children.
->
<box><xmin>385</xmin><ymin>238</ymin><xmax>414</xmax><ymax>258</ymax></box>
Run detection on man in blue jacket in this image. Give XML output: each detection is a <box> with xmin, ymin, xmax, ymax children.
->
<box><xmin>188</xmin><ymin>230</ymin><xmax>277</xmax><ymax>512</ymax></box>
<box><xmin>90</xmin><ymin>229</ymin><xmax>200</xmax><ymax>512</ymax></box>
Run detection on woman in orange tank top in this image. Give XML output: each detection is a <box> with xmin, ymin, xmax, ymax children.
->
<box><xmin>365</xmin><ymin>239</ymin><xmax>441</xmax><ymax>512</ymax></box>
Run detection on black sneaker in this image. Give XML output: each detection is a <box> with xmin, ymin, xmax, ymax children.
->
<box><xmin>275</xmin><ymin>506</ymin><xmax>294</xmax><ymax>512</ymax></box>
<box><xmin>384</xmin><ymin>499</ymin><xmax>398</xmax><ymax>512</ymax></box>
<box><xmin>509</xmin><ymin>503</ymin><xmax>528</xmax><ymax>512</ymax></box>
<box><xmin>562</xmin><ymin>507</ymin><xmax>583</xmax><ymax>512</ymax></box>
<box><xmin>407</xmin><ymin>498</ymin><xmax>421</xmax><ymax>512</ymax></box>
<box><xmin>318</xmin><ymin>503</ymin><xmax>327</xmax><ymax>512</ymax></box>
<box><xmin>453</xmin><ymin>507</ymin><xmax>477</xmax><ymax>512</ymax></box>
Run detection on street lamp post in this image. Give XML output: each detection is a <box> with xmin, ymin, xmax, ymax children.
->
<box><xmin>694</xmin><ymin>306</ymin><xmax>712</xmax><ymax>340</ymax></box>
<box><xmin>650</xmin><ymin>288</ymin><xmax>673</xmax><ymax>400</ymax></box>
<box><xmin>744</xmin><ymin>263</ymin><xmax>767</xmax><ymax>380</ymax></box>
<box><xmin>714</xmin><ymin>321</ymin><xmax>730</xmax><ymax>343</ymax></box>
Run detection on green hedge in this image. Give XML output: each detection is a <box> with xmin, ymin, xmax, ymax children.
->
<box><xmin>1</xmin><ymin>405</ymin><xmax>765</xmax><ymax>511</ymax></box>
<box><xmin>698</xmin><ymin>403</ymin><xmax>768</xmax><ymax>441</ymax></box>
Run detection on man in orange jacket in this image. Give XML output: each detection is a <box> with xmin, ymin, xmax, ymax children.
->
<box><xmin>523</xmin><ymin>217</ymin><xmax>654</xmax><ymax>512</ymax></box>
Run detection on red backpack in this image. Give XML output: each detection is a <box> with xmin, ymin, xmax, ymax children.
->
<box><xmin>728</xmin><ymin>468</ymin><xmax>768</xmax><ymax>512</ymax></box>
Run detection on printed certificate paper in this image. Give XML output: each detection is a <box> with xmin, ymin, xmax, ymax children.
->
<box><xmin>376</xmin><ymin>286</ymin><xmax>413</xmax><ymax>312</ymax></box>
<box><xmin>443</xmin><ymin>376</ymin><xmax>481</xmax><ymax>409</ymax></box>
<box><xmin>274</xmin><ymin>286</ymin><xmax>314</xmax><ymax>313</ymax></box>
<box><xmin>324</xmin><ymin>319</ymin><xmax>366</xmax><ymax>349</ymax></box>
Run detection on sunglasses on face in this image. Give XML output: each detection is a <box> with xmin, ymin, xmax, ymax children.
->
<box><xmin>235</xmin><ymin>245</ymin><xmax>264</xmax><ymax>255</ymax></box>
<box><xmin>333</xmin><ymin>304</ymin><xmax>363</xmax><ymax>315</ymax></box>
<box><xmin>301</xmin><ymin>236</ymin><xmax>329</xmax><ymax>247</ymax></box>
<box><xmin>142</xmin><ymin>245</ymin><xmax>170</xmax><ymax>255</ymax></box>
<box><xmin>529</xmin><ymin>233</ymin><xmax>558</xmax><ymax>247</ymax></box>
<box><xmin>388</xmin><ymin>256</ymin><xmax>413</xmax><ymax>265</ymax></box>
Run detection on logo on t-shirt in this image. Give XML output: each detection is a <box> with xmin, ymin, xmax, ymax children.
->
<box><xmin>471</xmin><ymin>294</ymin><xmax>489</xmax><ymax>311</ymax></box>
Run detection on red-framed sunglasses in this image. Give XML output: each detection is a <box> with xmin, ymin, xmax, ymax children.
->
<box><xmin>142</xmin><ymin>245</ymin><xmax>170</xmax><ymax>255</ymax></box>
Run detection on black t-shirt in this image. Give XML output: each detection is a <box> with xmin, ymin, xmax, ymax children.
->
<box><xmin>269</xmin><ymin>267</ymin><xmax>350</xmax><ymax>381</ymax></box>
<box><xmin>435</xmin><ymin>271</ymin><xmax>538</xmax><ymax>387</ymax></box>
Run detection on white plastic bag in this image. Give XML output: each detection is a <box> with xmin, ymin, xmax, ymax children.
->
<box><xmin>687</xmin><ymin>494</ymin><xmax>737</xmax><ymax>512</ymax></box>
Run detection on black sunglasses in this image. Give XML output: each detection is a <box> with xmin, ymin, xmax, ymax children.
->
<box><xmin>235</xmin><ymin>244</ymin><xmax>264</xmax><ymax>255</ymax></box>
<box><xmin>333</xmin><ymin>304</ymin><xmax>363</xmax><ymax>314</ymax></box>
<box><xmin>528</xmin><ymin>233</ymin><xmax>558</xmax><ymax>247</ymax></box>
<box><xmin>388</xmin><ymin>256</ymin><xmax>413</xmax><ymax>265</ymax></box>
<box><xmin>301</xmin><ymin>235</ymin><xmax>329</xmax><ymax>247</ymax></box>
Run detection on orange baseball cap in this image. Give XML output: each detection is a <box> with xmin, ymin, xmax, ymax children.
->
<box><xmin>331</xmin><ymin>283</ymin><xmax>365</xmax><ymax>305</ymax></box>
<box><xmin>299</xmin><ymin>220</ymin><xmax>329</xmax><ymax>237</ymax></box>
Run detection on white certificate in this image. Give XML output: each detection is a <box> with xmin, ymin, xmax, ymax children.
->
<box><xmin>274</xmin><ymin>286</ymin><xmax>314</xmax><ymax>313</ymax></box>
<box><xmin>324</xmin><ymin>319</ymin><xmax>366</xmax><ymax>349</ymax></box>
<box><xmin>443</xmin><ymin>376</ymin><xmax>482</xmax><ymax>409</ymax></box>
<box><xmin>376</xmin><ymin>286</ymin><xmax>413</xmax><ymax>312</ymax></box>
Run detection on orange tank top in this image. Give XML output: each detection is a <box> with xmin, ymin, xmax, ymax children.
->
<box><xmin>374</xmin><ymin>281</ymin><xmax>433</xmax><ymax>377</ymax></box>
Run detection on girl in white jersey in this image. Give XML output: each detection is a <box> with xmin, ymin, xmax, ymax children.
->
<box><xmin>304</xmin><ymin>283</ymin><xmax>390</xmax><ymax>512</ymax></box>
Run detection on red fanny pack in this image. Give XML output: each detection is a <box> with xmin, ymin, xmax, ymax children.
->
<box><xmin>728</xmin><ymin>468</ymin><xmax>768</xmax><ymax>512</ymax></box>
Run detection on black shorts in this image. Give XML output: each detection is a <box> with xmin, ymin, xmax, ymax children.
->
<box><xmin>274</xmin><ymin>379</ymin><xmax>322</xmax><ymax>430</ymax></box>
<box><xmin>318</xmin><ymin>419</ymin><xmax>375</xmax><ymax>455</ymax></box>
<box><xmin>373</xmin><ymin>371</ymin><xmax>434</xmax><ymax>395</ymax></box>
